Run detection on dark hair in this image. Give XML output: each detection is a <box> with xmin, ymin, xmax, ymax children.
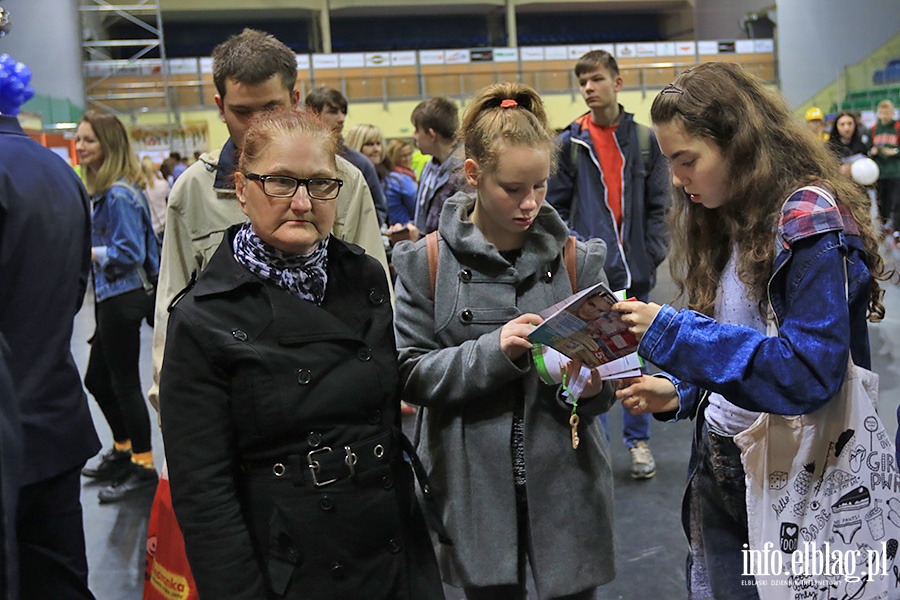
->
<box><xmin>237</xmin><ymin>109</ymin><xmax>339</xmax><ymax>175</ymax></box>
<box><xmin>159</xmin><ymin>158</ymin><xmax>173</xmax><ymax>180</ymax></box>
<box><xmin>410</xmin><ymin>97</ymin><xmax>458</xmax><ymax>140</ymax></box>
<box><xmin>650</xmin><ymin>62</ymin><xmax>888</xmax><ymax>321</ymax></box>
<box><xmin>211</xmin><ymin>29</ymin><xmax>297</xmax><ymax>99</ymax></box>
<box><xmin>574</xmin><ymin>50</ymin><xmax>619</xmax><ymax>78</ymax></box>
<box><xmin>459</xmin><ymin>82</ymin><xmax>556</xmax><ymax>176</ymax></box>
<box><xmin>829</xmin><ymin>111</ymin><xmax>863</xmax><ymax>145</ymax></box>
<box><xmin>304</xmin><ymin>87</ymin><xmax>348</xmax><ymax>114</ymax></box>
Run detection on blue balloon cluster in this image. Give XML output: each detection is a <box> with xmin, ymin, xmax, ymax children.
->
<box><xmin>0</xmin><ymin>54</ymin><xmax>35</xmax><ymax>116</ymax></box>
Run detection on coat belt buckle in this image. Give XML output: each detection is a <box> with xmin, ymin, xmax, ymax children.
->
<box><xmin>306</xmin><ymin>447</ymin><xmax>338</xmax><ymax>487</ymax></box>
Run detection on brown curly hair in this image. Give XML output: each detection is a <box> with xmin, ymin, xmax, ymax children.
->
<box><xmin>650</xmin><ymin>63</ymin><xmax>889</xmax><ymax>321</ymax></box>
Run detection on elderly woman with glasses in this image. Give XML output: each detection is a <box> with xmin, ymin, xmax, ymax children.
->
<box><xmin>159</xmin><ymin>109</ymin><xmax>444</xmax><ymax>600</ymax></box>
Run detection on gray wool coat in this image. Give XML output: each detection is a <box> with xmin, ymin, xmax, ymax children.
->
<box><xmin>392</xmin><ymin>193</ymin><xmax>617</xmax><ymax>597</ymax></box>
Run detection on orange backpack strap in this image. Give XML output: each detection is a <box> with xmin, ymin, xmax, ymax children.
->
<box><xmin>564</xmin><ymin>235</ymin><xmax>577</xmax><ymax>293</ymax></box>
<box><xmin>426</xmin><ymin>231</ymin><xmax>440</xmax><ymax>300</ymax></box>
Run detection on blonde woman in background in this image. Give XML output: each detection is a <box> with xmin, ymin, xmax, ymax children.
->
<box><xmin>346</xmin><ymin>124</ymin><xmax>419</xmax><ymax>231</ymax></box>
<box><xmin>386</xmin><ymin>138</ymin><xmax>417</xmax><ymax>182</ymax></box>
<box><xmin>140</xmin><ymin>156</ymin><xmax>170</xmax><ymax>237</ymax></box>
<box><xmin>76</xmin><ymin>112</ymin><xmax>160</xmax><ymax>503</ymax></box>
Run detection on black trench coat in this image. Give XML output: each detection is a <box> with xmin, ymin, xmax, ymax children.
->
<box><xmin>160</xmin><ymin>226</ymin><xmax>443</xmax><ymax>600</ymax></box>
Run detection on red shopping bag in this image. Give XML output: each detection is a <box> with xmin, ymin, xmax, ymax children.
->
<box><xmin>143</xmin><ymin>463</ymin><xmax>199</xmax><ymax>600</ymax></box>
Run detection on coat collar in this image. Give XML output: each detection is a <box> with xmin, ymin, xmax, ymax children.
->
<box><xmin>211</xmin><ymin>138</ymin><xmax>239</xmax><ymax>191</ymax></box>
<box><xmin>437</xmin><ymin>192</ymin><xmax>571</xmax><ymax>281</ymax></box>
<box><xmin>0</xmin><ymin>115</ymin><xmax>26</xmax><ymax>137</ymax></box>
<box><xmin>193</xmin><ymin>224</ymin><xmax>365</xmax><ymax>299</ymax></box>
<box><xmin>190</xmin><ymin>224</ymin><xmax>371</xmax><ymax>342</ymax></box>
<box><xmin>570</xmin><ymin>105</ymin><xmax>633</xmax><ymax>140</ymax></box>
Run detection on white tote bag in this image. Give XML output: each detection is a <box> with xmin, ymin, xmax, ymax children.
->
<box><xmin>735</xmin><ymin>278</ymin><xmax>899</xmax><ymax>598</ymax></box>
<box><xmin>735</xmin><ymin>359</ymin><xmax>899</xmax><ymax>599</ymax></box>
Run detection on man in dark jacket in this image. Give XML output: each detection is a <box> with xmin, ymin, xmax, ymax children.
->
<box><xmin>305</xmin><ymin>87</ymin><xmax>389</xmax><ymax>226</ymax></box>
<box><xmin>0</xmin><ymin>111</ymin><xmax>101</xmax><ymax>597</ymax></box>
<box><xmin>548</xmin><ymin>50</ymin><xmax>670</xmax><ymax>480</ymax></box>
<box><xmin>0</xmin><ymin>335</ymin><xmax>22</xmax><ymax>600</ymax></box>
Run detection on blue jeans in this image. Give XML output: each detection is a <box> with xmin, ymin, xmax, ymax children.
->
<box><xmin>684</xmin><ymin>421</ymin><xmax>758</xmax><ymax>599</ymax></box>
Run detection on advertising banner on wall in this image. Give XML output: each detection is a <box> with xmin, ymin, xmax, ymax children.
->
<box><xmin>391</xmin><ymin>51</ymin><xmax>416</xmax><ymax>66</ymax></box>
<box><xmin>493</xmin><ymin>48</ymin><xmax>518</xmax><ymax>62</ymax></box>
<box><xmin>131</xmin><ymin>122</ymin><xmax>210</xmax><ymax>162</ymax></box>
<box><xmin>365</xmin><ymin>53</ymin><xmax>390</xmax><ymax>67</ymax></box>
<box><xmin>521</xmin><ymin>47</ymin><xmax>545</xmax><ymax>61</ymax></box>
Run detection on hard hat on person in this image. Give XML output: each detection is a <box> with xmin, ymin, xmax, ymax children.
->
<box><xmin>805</xmin><ymin>107</ymin><xmax>824</xmax><ymax>122</ymax></box>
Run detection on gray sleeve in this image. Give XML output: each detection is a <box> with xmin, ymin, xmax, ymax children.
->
<box><xmin>392</xmin><ymin>241</ymin><xmax>530</xmax><ymax>407</ymax></box>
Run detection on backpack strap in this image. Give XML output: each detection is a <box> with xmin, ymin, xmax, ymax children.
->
<box><xmin>426</xmin><ymin>231</ymin><xmax>440</xmax><ymax>300</ymax></box>
<box><xmin>426</xmin><ymin>231</ymin><xmax>577</xmax><ymax>299</ymax></box>
<box><xmin>564</xmin><ymin>235</ymin><xmax>577</xmax><ymax>293</ymax></box>
<box><xmin>636</xmin><ymin>123</ymin><xmax>652</xmax><ymax>174</ymax></box>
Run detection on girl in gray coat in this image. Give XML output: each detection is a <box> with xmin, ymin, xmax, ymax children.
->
<box><xmin>393</xmin><ymin>83</ymin><xmax>618</xmax><ymax>599</ymax></box>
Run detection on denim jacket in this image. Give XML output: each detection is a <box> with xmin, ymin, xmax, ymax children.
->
<box><xmin>91</xmin><ymin>179</ymin><xmax>160</xmax><ymax>303</ymax></box>
<box><xmin>640</xmin><ymin>187</ymin><xmax>873</xmax><ymax>420</ymax></box>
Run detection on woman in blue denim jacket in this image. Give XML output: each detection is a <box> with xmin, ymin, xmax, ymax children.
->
<box><xmin>612</xmin><ymin>64</ymin><xmax>892</xmax><ymax>599</ymax></box>
<box><xmin>77</xmin><ymin>112</ymin><xmax>160</xmax><ymax>503</ymax></box>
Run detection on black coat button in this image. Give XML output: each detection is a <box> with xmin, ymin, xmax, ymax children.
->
<box><xmin>388</xmin><ymin>539</ymin><xmax>402</xmax><ymax>554</ymax></box>
<box><xmin>382</xmin><ymin>476</ymin><xmax>393</xmax><ymax>490</ymax></box>
<box><xmin>541</xmin><ymin>270</ymin><xmax>553</xmax><ymax>283</ymax></box>
<box><xmin>458</xmin><ymin>269</ymin><xmax>472</xmax><ymax>282</ymax></box>
<box><xmin>296</xmin><ymin>369</ymin><xmax>312</xmax><ymax>385</ymax></box>
<box><xmin>368</xmin><ymin>409</ymin><xmax>382</xmax><ymax>425</ymax></box>
<box><xmin>319</xmin><ymin>496</ymin><xmax>334</xmax><ymax>511</ymax></box>
<box><xmin>232</xmin><ymin>329</ymin><xmax>248</xmax><ymax>341</ymax></box>
<box><xmin>368</xmin><ymin>288</ymin><xmax>386</xmax><ymax>305</ymax></box>
<box><xmin>460</xmin><ymin>309</ymin><xmax>473</xmax><ymax>323</ymax></box>
<box><xmin>307</xmin><ymin>432</ymin><xmax>322</xmax><ymax>448</ymax></box>
<box><xmin>357</xmin><ymin>347</ymin><xmax>372</xmax><ymax>361</ymax></box>
<box><xmin>331</xmin><ymin>562</ymin><xmax>346</xmax><ymax>580</ymax></box>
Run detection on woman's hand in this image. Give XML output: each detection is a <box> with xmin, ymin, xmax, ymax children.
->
<box><xmin>616</xmin><ymin>375</ymin><xmax>679</xmax><ymax>415</ymax></box>
<box><xmin>500</xmin><ymin>313</ymin><xmax>542</xmax><ymax>361</ymax></box>
<box><xmin>562</xmin><ymin>358</ymin><xmax>605</xmax><ymax>398</ymax></box>
<box><xmin>612</xmin><ymin>300</ymin><xmax>662</xmax><ymax>341</ymax></box>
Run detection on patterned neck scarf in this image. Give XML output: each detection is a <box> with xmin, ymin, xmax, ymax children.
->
<box><xmin>232</xmin><ymin>223</ymin><xmax>329</xmax><ymax>305</ymax></box>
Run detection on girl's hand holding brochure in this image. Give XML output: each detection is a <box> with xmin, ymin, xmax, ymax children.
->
<box><xmin>501</xmin><ymin>313</ymin><xmax>544</xmax><ymax>360</ymax></box>
<box><xmin>562</xmin><ymin>357</ymin><xmax>606</xmax><ymax>399</ymax></box>
<box><xmin>612</xmin><ymin>300</ymin><xmax>663</xmax><ymax>340</ymax></box>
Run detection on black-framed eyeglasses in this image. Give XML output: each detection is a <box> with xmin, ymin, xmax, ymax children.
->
<box><xmin>245</xmin><ymin>173</ymin><xmax>344</xmax><ymax>200</ymax></box>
